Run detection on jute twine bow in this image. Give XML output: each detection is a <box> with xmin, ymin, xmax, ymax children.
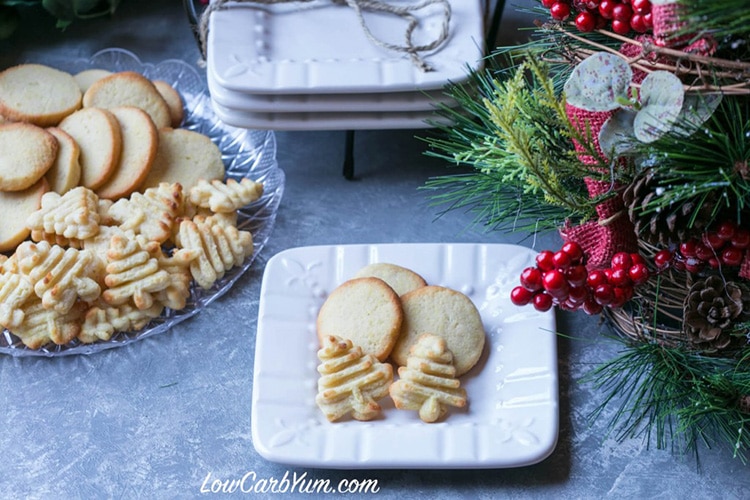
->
<box><xmin>198</xmin><ymin>0</ymin><xmax>452</xmax><ymax>72</ymax></box>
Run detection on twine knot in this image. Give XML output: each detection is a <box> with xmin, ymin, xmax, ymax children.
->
<box><xmin>198</xmin><ymin>0</ymin><xmax>452</xmax><ymax>72</ymax></box>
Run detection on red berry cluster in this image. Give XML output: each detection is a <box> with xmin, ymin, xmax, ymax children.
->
<box><xmin>540</xmin><ymin>0</ymin><xmax>653</xmax><ymax>35</ymax></box>
<box><xmin>511</xmin><ymin>242</ymin><xmax>651</xmax><ymax>315</ymax></box>
<box><xmin>653</xmin><ymin>220</ymin><xmax>750</xmax><ymax>273</ymax></box>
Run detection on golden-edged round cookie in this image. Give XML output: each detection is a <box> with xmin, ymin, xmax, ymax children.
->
<box><xmin>73</xmin><ymin>69</ymin><xmax>113</xmax><ymax>93</ymax></box>
<box><xmin>45</xmin><ymin>127</ymin><xmax>82</xmax><ymax>194</ymax></box>
<box><xmin>95</xmin><ymin>106</ymin><xmax>158</xmax><ymax>200</ymax></box>
<box><xmin>0</xmin><ymin>177</ymin><xmax>48</xmax><ymax>252</ymax></box>
<box><xmin>0</xmin><ymin>122</ymin><xmax>58</xmax><ymax>191</ymax></box>
<box><xmin>140</xmin><ymin>128</ymin><xmax>225</xmax><ymax>192</ymax></box>
<box><xmin>391</xmin><ymin>285</ymin><xmax>486</xmax><ymax>376</ymax></box>
<box><xmin>0</xmin><ymin>63</ymin><xmax>82</xmax><ymax>126</ymax></box>
<box><xmin>316</xmin><ymin>277</ymin><xmax>403</xmax><ymax>362</ymax></box>
<box><xmin>152</xmin><ymin>80</ymin><xmax>184</xmax><ymax>127</ymax></box>
<box><xmin>83</xmin><ymin>71</ymin><xmax>171</xmax><ymax>129</ymax></box>
<box><xmin>58</xmin><ymin>107</ymin><xmax>122</xmax><ymax>190</ymax></box>
<box><xmin>354</xmin><ymin>262</ymin><xmax>427</xmax><ymax>296</ymax></box>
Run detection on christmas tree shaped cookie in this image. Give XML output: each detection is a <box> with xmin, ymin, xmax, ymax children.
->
<box><xmin>389</xmin><ymin>333</ymin><xmax>467</xmax><ymax>423</ymax></box>
<box><xmin>316</xmin><ymin>335</ymin><xmax>394</xmax><ymax>422</ymax></box>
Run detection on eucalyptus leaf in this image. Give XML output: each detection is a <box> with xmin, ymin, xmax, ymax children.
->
<box><xmin>599</xmin><ymin>109</ymin><xmax>638</xmax><ymax>156</ymax></box>
<box><xmin>673</xmin><ymin>93</ymin><xmax>723</xmax><ymax>136</ymax></box>
<box><xmin>564</xmin><ymin>52</ymin><xmax>633</xmax><ymax>112</ymax></box>
<box><xmin>633</xmin><ymin>71</ymin><xmax>684</xmax><ymax>143</ymax></box>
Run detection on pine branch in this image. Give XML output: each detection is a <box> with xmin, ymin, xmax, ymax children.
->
<box><xmin>678</xmin><ymin>0</ymin><xmax>750</xmax><ymax>41</ymax></box>
<box><xmin>584</xmin><ymin>339</ymin><xmax>750</xmax><ymax>462</ymax></box>
<box><xmin>628</xmin><ymin>96</ymin><xmax>750</xmax><ymax>225</ymax></box>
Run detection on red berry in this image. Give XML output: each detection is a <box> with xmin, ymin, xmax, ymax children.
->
<box><xmin>552</xmin><ymin>250</ymin><xmax>573</xmax><ymax>269</ymax></box>
<box><xmin>731</xmin><ymin>228</ymin><xmax>750</xmax><ymax>249</ymax></box>
<box><xmin>533</xmin><ymin>292</ymin><xmax>554</xmax><ymax>312</ymax></box>
<box><xmin>702</xmin><ymin>231</ymin><xmax>725</xmax><ymax>250</ymax></box>
<box><xmin>611</xmin><ymin>286</ymin><xmax>631</xmax><ymax>308</ymax></box>
<box><xmin>612</xmin><ymin>3</ymin><xmax>633</xmax><ymax>21</ymax></box>
<box><xmin>536</xmin><ymin>250</ymin><xmax>556</xmax><ymax>271</ymax></box>
<box><xmin>684</xmin><ymin>258</ymin><xmax>704</xmax><ymax>274</ymax></box>
<box><xmin>594</xmin><ymin>283</ymin><xmax>615</xmax><ymax>305</ymax></box>
<box><xmin>561</xmin><ymin>241</ymin><xmax>584</xmax><ymax>263</ymax></box>
<box><xmin>679</xmin><ymin>239</ymin><xmax>698</xmax><ymax>258</ymax></box>
<box><xmin>543</xmin><ymin>270</ymin><xmax>570</xmax><ymax>299</ymax></box>
<box><xmin>611</xmin><ymin>252</ymin><xmax>633</xmax><ymax>270</ymax></box>
<box><xmin>716</xmin><ymin>220</ymin><xmax>737</xmax><ymax>241</ymax></box>
<box><xmin>611</xmin><ymin>18</ymin><xmax>631</xmax><ymax>34</ymax></box>
<box><xmin>628</xmin><ymin>263</ymin><xmax>650</xmax><ymax>285</ymax></box>
<box><xmin>565</xmin><ymin>264</ymin><xmax>588</xmax><ymax>287</ymax></box>
<box><xmin>629</xmin><ymin>253</ymin><xmax>646</xmax><ymax>266</ymax></box>
<box><xmin>642</xmin><ymin>11</ymin><xmax>652</xmax><ymax>27</ymax></box>
<box><xmin>630</xmin><ymin>14</ymin><xmax>648</xmax><ymax>32</ymax></box>
<box><xmin>587</xmin><ymin>269</ymin><xmax>608</xmax><ymax>288</ymax></box>
<box><xmin>654</xmin><ymin>249</ymin><xmax>673</xmax><ymax>268</ymax></box>
<box><xmin>583</xmin><ymin>299</ymin><xmax>604</xmax><ymax>315</ymax></box>
<box><xmin>631</xmin><ymin>0</ymin><xmax>650</xmax><ymax>13</ymax></box>
<box><xmin>511</xmin><ymin>286</ymin><xmax>534</xmax><ymax>306</ymax></box>
<box><xmin>609</xmin><ymin>268</ymin><xmax>631</xmax><ymax>287</ymax></box>
<box><xmin>575</xmin><ymin>11</ymin><xmax>598</xmax><ymax>32</ymax></box>
<box><xmin>568</xmin><ymin>285</ymin><xmax>589</xmax><ymax>304</ymax></box>
<box><xmin>598</xmin><ymin>0</ymin><xmax>617</xmax><ymax>19</ymax></box>
<box><xmin>694</xmin><ymin>242</ymin><xmax>715</xmax><ymax>261</ymax></box>
<box><xmin>520</xmin><ymin>267</ymin><xmax>544</xmax><ymax>291</ymax></box>
<box><xmin>550</xmin><ymin>2</ymin><xmax>572</xmax><ymax>20</ymax></box>
<box><xmin>721</xmin><ymin>246</ymin><xmax>744</xmax><ymax>266</ymax></box>
<box><xmin>541</xmin><ymin>0</ymin><xmax>557</xmax><ymax>7</ymax></box>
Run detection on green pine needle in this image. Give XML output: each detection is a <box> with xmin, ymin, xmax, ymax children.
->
<box><xmin>584</xmin><ymin>339</ymin><xmax>750</xmax><ymax>463</ymax></box>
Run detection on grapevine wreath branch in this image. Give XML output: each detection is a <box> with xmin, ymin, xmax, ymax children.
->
<box><xmin>423</xmin><ymin>0</ymin><xmax>750</xmax><ymax>462</ymax></box>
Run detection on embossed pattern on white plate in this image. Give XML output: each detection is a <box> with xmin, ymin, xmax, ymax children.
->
<box><xmin>0</xmin><ymin>49</ymin><xmax>285</xmax><ymax>357</ymax></box>
<box><xmin>207</xmin><ymin>1</ymin><xmax>485</xmax><ymax>94</ymax></box>
<box><xmin>252</xmin><ymin>243</ymin><xmax>558</xmax><ymax>469</ymax></box>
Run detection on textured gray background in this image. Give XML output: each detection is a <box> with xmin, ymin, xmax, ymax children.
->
<box><xmin>1</xmin><ymin>1</ymin><xmax>748</xmax><ymax>498</ymax></box>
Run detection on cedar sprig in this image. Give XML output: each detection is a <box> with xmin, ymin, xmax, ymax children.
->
<box><xmin>422</xmin><ymin>54</ymin><xmax>612</xmax><ymax>233</ymax></box>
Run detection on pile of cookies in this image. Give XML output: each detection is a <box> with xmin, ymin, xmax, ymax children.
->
<box><xmin>0</xmin><ymin>62</ymin><xmax>264</xmax><ymax>349</ymax></box>
<box><xmin>315</xmin><ymin>263</ymin><xmax>486</xmax><ymax>423</ymax></box>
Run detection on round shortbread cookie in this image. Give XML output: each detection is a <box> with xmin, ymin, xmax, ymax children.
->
<box><xmin>316</xmin><ymin>277</ymin><xmax>404</xmax><ymax>362</ymax></box>
<box><xmin>354</xmin><ymin>262</ymin><xmax>427</xmax><ymax>296</ymax></box>
<box><xmin>0</xmin><ymin>177</ymin><xmax>48</xmax><ymax>252</ymax></box>
<box><xmin>73</xmin><ymin>69</ymin><xmax>113</xmax><ymax>93</ymax></box>
<box><xmin>0</xmin><ymin>63</ymin><xmax>82</xmax><ymax>126</ymax></box>
<box><xmin>95</xmin><ymin>106</ymin><xmax>158</xmax><ymax>200</ymax></box>
<box><xmin>83</xmin><ymin>71</ymin><xmax>171</xmax><ymax>129</ymax></box>
<box><xmin>0</xmin><ymin>122</ymin><xmax>58</xmax><ymax>191</ymax></box>
<box><xmin>391</xmin><ymin>285</ymin><xmax>485</xmax><ymax>377</ymax></box>
<box><xmin>45</xmin><ymin>127</ymin><xmax>82</xmax><ymax>194</ymax></box>
<box><xmin>58</xmin><ymin>107</ymin><xmax>122</xmax><ymax>190</ymax></box>
<box><xmin>152</xmin><ymin>80</ymin><xmax>184</xmax><ymax>127</ymax></box>
<box><xmin>140</xmin><ymin>128</ymin><xmax>225</xmax><ymax>192</ymax></box>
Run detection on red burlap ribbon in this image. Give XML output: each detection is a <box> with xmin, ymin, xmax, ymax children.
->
<box><xmin>561</xmin><ymin>104</ymin><xmax>638</xmax><ymax>269</ymax></box>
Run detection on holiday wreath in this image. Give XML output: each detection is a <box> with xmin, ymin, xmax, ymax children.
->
<box><xmin>424</xmin><ymin>0</ymin><xmax>750</xmax><ymax>461</ymax></box>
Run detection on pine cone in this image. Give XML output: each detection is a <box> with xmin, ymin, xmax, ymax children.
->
<box><xmin>683</xmin><ymin>275</ymin><xmax>750</xmax><ymax>350</ymax></box>
<box><xmin>622</xmin><ymin>169</ymin><xmax>715</xmax><ymax>246</ymax></box>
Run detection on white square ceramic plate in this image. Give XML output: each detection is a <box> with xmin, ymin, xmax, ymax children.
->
<box><xmin>208</xmin><ymin>0</ymin><xmax>484</xmax><ymax>94</ymax></box>
<box><xmin>251</xmin><ymin>243</ymin><xmax>559</xmax><ymax>469</ymax></box>
<box><xmin>210</xmin><ymin>99</ymin><xmax>447</xmax><ymax>130</ymax></box>
<box><xmin>207</xmin><ymin>69</ymin><xmax>456</xmax><ymax>113</ymax></box>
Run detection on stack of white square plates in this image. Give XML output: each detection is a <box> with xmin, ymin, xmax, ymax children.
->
<box><xmin>205</xmin><ymin>0</ymin><xmax>485</xmax><ymax>130</ymax></box>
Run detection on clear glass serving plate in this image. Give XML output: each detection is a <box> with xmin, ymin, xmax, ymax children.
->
<box><xmin>0</xmin><ymin>48</ymin><xmax>285</xmax><ymax>357</ymax></box>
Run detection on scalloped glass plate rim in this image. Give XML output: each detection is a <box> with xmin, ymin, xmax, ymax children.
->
<box><xmin>0</xmin><ymin>48</ymin><xmax>285</xmax><ymax>357</ymax></box>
